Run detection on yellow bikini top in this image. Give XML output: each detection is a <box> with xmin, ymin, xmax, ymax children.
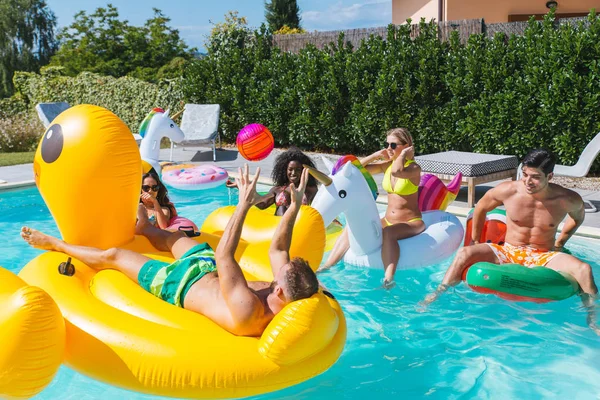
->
<box><xmin>382</xmin><ymin>159</ymin><xmax>419</xmax><ymax>196</ymax></box>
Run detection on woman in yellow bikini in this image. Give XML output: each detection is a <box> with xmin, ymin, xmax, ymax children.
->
<box><xmin>321</xmin><ymin>128</ymin><xmax>425</xmax><ymax>287</ymax></box>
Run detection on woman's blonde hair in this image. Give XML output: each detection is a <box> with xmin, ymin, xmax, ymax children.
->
<box><xmin>386</xmin><ymin>128</ymin><xmax>413</xmax><ymax>147</ymax></box>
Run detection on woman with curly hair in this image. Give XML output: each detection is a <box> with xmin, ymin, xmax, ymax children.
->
<box><xmin>228</xmin><ymin>147</ymin><xmax>318</xmax><ymax>216</ymax></box>
<box><xmin>140</xmin><ymin>172</ymin><xmax>177</xmax><ymax>229</ymax></box>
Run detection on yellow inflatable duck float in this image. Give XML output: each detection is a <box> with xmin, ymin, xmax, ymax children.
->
<box><xmin>0</xmin><ymin>268</ymin><xmax>64</xmax><ymax>399</ymax></box>
<box><xmin>19</xmin><ymin>105</ymin><xmax>346</xmax><ymax>399</ymax></box>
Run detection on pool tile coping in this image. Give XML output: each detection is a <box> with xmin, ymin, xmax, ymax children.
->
<box><xmin>3</xmin><ymin>176</ymin><xmax>600</xmax><ymax>241</ymax></box>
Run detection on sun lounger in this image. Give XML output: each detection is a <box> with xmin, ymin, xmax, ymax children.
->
<box><xmin>415</xmin><ymin>151</ymin><xmax>519</xmax><ymax>207</ymax></box>
<box><xmin>172</xmin><ymin>104</ymin><xmax>221</xmax><ymax>161</ymax></box>
<box><xmin>35</xmin><ymin>102</ymin><xmax>70</xmax><ymax>128</ymax></box>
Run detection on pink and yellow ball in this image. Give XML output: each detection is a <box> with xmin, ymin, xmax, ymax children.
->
<box><xmin>236</xmin><ymin>124</ymin><xmax>274</xmax><ymax>162</ymax></box>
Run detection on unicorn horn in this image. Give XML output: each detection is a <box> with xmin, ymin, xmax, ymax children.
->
<box><xmin>171</xmin><ymin>109</ymin><xmax>184</xmax><ymax>120</ymax></box>
<box><xmin>304</xmin><ymin>165</ymin><xmax>332</xmax><ymax>186</ymax></box>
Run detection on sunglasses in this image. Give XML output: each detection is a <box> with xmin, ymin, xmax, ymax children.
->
<box><xmin>142</xmin><ymin>185</ymin><xmax>160</xmax><ymax>192</ymax></box>
<box><xmin>384</xmin><ymin>142</ymin><xmax>400</xmax><ymax>150</ymax></box>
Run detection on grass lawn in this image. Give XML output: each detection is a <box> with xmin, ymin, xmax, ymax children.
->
<box><xmin>0</xmin><ymin>152</ymin><xmax>35</xmax><ymax>167</ymax></box>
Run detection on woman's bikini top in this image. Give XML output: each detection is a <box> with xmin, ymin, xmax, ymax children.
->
<box><xmin>382</xmin><ymin>159</ymin><xmax>419</xmax><ymax>196</ymax></box>
<box><xmin>275</xmin><ymin>186</ymin><xmax>309</xmax><ymax>207</ymax></box>
<box><xmin>146</xmin><ymin>203</ymin><xmax>177</xmax><ymax>226</ymax></box>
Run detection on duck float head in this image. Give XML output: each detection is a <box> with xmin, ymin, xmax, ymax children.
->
<box><xmin>33</xmin><ymin>104</ymin><xmax>141</xmax><ymax>249</ymax></box>
<box><xmin>22</xmin><ymin>107</ymin><xmax>344</xmax><ymax>400</ymax></box>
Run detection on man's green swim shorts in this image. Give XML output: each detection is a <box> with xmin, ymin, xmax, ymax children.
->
<box><xmin>138</xmin><ymin>243</ymin><xmax>217</xmax><ymax>307</ymax></box>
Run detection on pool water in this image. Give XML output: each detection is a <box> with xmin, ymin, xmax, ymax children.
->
<box><xmin>2</xmin><ymin>186</ymin><xmax>600</xmax><ymax>399</ymax></box>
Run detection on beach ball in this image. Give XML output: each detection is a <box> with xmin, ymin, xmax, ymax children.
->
<box><xmin>236</xmin><ymin>123</ymin><xmax>274</xmax><ymax>161</ymax></box>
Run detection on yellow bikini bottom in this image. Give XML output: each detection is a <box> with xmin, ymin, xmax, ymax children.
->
<box><xmin>383</xmin><ymin>217</ymin><xmax>423</xmax><ymax>227</ymax></box>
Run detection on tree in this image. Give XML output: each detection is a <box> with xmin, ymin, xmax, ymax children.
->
<box><xmin>206</xmin><ymin>11</ymin><xmax>252</xmax><ymax>57</ymax></box>
<box><xmin>0</xmin><ymin>0</ymin><xmax>58</xmax><ymax>98</ymax></box>
<box><xmin>49</xmin><ymin>5</ymin><xmax>194</xmax><ymax>81</ymax></box>
<box><xmin>264</xmin><ymin>0</ymin><xmax>301</xmax><ymax>31</ymax></box>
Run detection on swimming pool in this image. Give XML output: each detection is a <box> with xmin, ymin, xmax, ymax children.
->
<box><xmin>2</xmin><ymin>185</ymin><xmax>600</xmax><ymax>399</ymax></box>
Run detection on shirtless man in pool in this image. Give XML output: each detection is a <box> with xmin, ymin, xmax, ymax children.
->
<box><xmin>422</xmin><ymin>149</ymin><xmax>599</xmax><ymax>333</ymax></box>
<box><xmin>21</xmin><ymin>165</ymin><xmax>319</xmax><ymax>337</ymax></box>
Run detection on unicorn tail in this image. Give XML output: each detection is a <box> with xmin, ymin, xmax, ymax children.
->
<box><xmin>418</xmin><ymin>172</ymin><xmax>463</xmax><ymax>212</ymax></box>
<box><xmin>447</xmin><ymin>172</ymin><xmax>462</xmax><ymax>195</ymax></box>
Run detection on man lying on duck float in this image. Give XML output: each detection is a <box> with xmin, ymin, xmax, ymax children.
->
<box><xmin>423</xmin><ymin>149</ymin><xmax>600</xmax><ymax>334</ymax></box>
<box><xmin>21</xmin><ymin>165</ymin><xmax>318</xmax><ymax>337</ymax></box>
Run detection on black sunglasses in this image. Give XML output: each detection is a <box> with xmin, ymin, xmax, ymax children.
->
<box><xmin>142</xmin><ymin>185</ymin><xmax>160</xmax><ymax>192</ymax></box>
<box><xmin>384</xmin><ymin>142</ymin><xmax>399</xmax><ymax>150</ymax></box>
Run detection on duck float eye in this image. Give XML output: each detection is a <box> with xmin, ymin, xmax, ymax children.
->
<box><xmin>41</xmin><ymin>124</ymin><xmax>63</xmax><ymax>164</ymax></box>
<box><xmin>338</xmin><ymin>190</ymin><xmax>347</xmax><ymax>198</ymax></box>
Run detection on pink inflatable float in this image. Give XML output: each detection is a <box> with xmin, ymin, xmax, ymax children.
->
<box><xmin>162</xmin><ymin>164</ymin><xmax>229</xmax><ymax>191</ymax></box>
<box><xmin>167</xmin><ymin>215</ymin><xmax>200</xmax><ymax>236</ymax></box>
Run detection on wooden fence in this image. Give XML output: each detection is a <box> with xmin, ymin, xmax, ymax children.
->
<box><xmin>273</xmin><ymin>16</ymin><xmax>593</xmax><ymax>53</ymax></box>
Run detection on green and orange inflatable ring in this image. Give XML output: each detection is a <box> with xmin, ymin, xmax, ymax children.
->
<box><xmin>462</xmin><ymin>208</ymin><xmax>580</xmax><ymax>303</ymax></box>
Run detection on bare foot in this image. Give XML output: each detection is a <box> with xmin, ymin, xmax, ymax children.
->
<box><xmin>419</xmin><ymin>293</ymin><xmax>437</xmax><ymax>309</ymax></box>
<box><xmin>135</xmin><ymin>204</ymin><xmax>151</xmax><ymax>235</ymax></box>
<box><xmin>20</xmin><ymin>227</ymin><xmax>59</xmax><ymax>250</ymax></box>
<box><xmin>382</xmin><ymin>278</ymin><xmax>396</xmax><ymax>290</ymax></box>
<box><xmin>419</xmin><ymin>284</ymin><xmax>449</xmax><ymax>308</ymax></box>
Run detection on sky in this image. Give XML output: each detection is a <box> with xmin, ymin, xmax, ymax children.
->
<box><xmin>45</xmin><ymin>0</ymin><xmax>392</xmax><ymax>51</ymax></box>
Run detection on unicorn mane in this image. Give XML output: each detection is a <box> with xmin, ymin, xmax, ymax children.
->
<box><xmin>138</xmin><ymin>107</ymin><xmax>165</xmax><ymax>138</ymax></box>
<box><xmin>332</xmin><ymin>155</ymin><xmax>378</xmax><ymax>200</ymax></box>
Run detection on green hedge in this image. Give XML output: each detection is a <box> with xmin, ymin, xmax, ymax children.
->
<box><xmin>11</xmin><ymin>66</ymin><xmax>185</xmax><ymax>133</ymax></box>
<box><xmin>183</xmin><ymin>12</ymin><xmax>600</xmax><ymax>172</ymax></box>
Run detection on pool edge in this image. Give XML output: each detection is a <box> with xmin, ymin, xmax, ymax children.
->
<box><xmin>6</xmin><ymin>176</ymin><xmax>600</xmax><ymax>240</ymax></box>
<box><xmin>0</xmin><ymin>180</ymin><xmax>36</xmax><ymax>191</ymax></box>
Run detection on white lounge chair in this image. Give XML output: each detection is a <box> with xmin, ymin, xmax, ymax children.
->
<box><xmin>555</xmin><ymin>132</ymin><xmax>600</xmax><ymax>213</ymax></box>
<box><xmin>517</xmin><ymin>132</ymin><xmax>600</xmax><ymax>212</ymax></box>
<box><xmin>171</xmin><ymin>104</ymin><xmax>221</xmax><ymax>161</ymax></box>
<box><xmin>35</xmin><ymin>102</ymin><xmax>70</xmax><ymax>128</ymax></box>
<box><xmin>554</xmin><ymin>132</ymin><xmax>600</xmax><ymax>177</ymax></box>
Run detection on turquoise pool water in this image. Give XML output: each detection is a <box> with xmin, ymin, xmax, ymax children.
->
<box><xmin>2</xmin><ymin>185</ymin><xmax>600</xmax><ymax>399</ymax></box>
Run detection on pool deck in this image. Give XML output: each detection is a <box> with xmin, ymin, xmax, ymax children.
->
<box><xmin>2</xmin><ymin>145</ymin><xmax>599</xmax><ymax>238</ymax></box>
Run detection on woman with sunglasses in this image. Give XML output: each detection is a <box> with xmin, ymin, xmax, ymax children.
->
<box><xmin>140</xmin><ymin>172</ymin><xmax>177</xmax><ymax>229</ymax></box>
<box><xmin>321</xmin><ymin>128</ymin><xmax>425</xmax><ymax>287</ymax></box>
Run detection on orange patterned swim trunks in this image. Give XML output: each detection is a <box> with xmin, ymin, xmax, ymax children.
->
<box><xmin>486</xmin><ymin>242</ymin><xmax>560</xmax><ymax>267</ymax></box>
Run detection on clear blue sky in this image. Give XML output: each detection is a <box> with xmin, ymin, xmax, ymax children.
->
<box><xmin>45</xmin><ymin>0</ymin><xmax>392</xmax><ymax>51</ymax></box>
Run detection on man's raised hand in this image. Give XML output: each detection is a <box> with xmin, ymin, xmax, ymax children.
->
<box><xmin>289</xmin><ymin>167</ymin><xmax>309</xmax><ymax>208</ymax></box>
<box><xmin>236</xmin><ymin>164</ymin><xmax>262</xmax><ymax>207</ymax></box>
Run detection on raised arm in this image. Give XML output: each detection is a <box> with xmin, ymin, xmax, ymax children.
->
<box><xmin>269</xmin><ymin>168</ymin><xmax>309</xmax><ymax>276</ymax></box>
<box><xmin>390</xmin><ymin>146</ymin><xmax>420</xmax><ymax>179</ymax></box>
<box><xmin>253</xmin><ymin>187</ymin><xmax>277</xmax><ymax>210</ymax></box>
<box><xmin>361</xmin><ymin>149</ymin><xmax>392</xmax><ymax>175</ymax></box>
<box><xmin>554</xmin><ymin>191</ymin><xmax>585</xmax><ymax>250</ymax></box>
<box><xmin>215</xmin><ymin>165</ymin><xmax>263</xmax><ymax>323</ymax></box>
<box><xmin>140</xmin><ymin>192</ymin><xmax>171</xmax><ymax>229</ymax></box>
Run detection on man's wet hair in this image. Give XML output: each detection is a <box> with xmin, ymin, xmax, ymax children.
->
<box><xmin>522</xmin><ymin>148</ymin><xmax>555</xmax><ymax>176</ymax></box>
<box><xmin>284</xmin><ymin>257</ymin><xmax>319</xmax><ymax>301</ymax></box>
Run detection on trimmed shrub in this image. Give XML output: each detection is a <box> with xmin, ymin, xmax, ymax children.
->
<box><xmin>183</xmin><ymin>12</ymin><xmax>600</xmax><ymax>172</ymax></box>
<box><xmin>12</xmin><ymin>67</ymin><xmax>185</xmax><ymax>133</ymax></box>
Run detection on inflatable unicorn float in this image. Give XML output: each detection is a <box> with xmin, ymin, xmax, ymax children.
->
<box><xmin>137</xmin><ymin>107</ymin><xmax>185</xmax><ymax>175</ymax></box>
<box><xmin>137</xmin><ymin>107</ymin><xmax>229</xmax><ymax>189</ymax></box>
<box><xmin>308</xmin><ymin>155</ymin><xmax>464</xmax><ymax>270</ymax></box>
